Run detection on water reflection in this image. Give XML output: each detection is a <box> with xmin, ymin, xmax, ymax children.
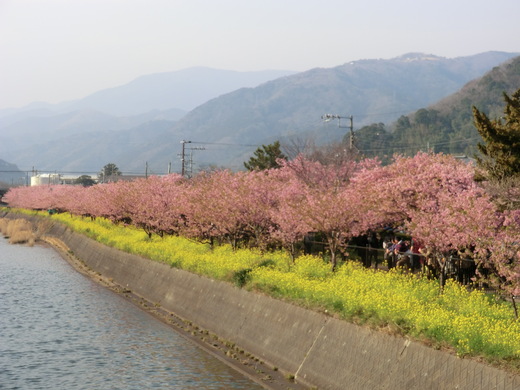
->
<box><xmin>0</xmin><ymin>238</ymin><xmax>263</xmax><ymax>389</ymax></box>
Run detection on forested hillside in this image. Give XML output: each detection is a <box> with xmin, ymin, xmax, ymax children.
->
<box><xmin>354</xmin><ymin>56</ymin><xmax>520</xmax><ymax>162</ymax></box>
<box><xmin>1</xmin><ymin>52</ymin><xmax>517</xmax><ymax>173</ymax></box>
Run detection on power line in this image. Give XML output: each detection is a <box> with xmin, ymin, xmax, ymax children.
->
<box><xmin>358</xmin><ymin>136</ymin><xmax>482</xmax><ymax>154</ymax></box>
<box><xmin>190</xmin><ymin>141</ymin><xmax>262</xmax><ymax>147</ymax></box>
<box><xmin>351</xmin><ymin>109</ymin><xmax>412</xmax><ymax>119</ymax></box>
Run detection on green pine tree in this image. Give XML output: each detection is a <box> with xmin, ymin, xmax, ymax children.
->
<box><xmin>244</xmin><ymin>141</ymin><xmax>287</xmax><ymax>171</ymax></box>
<box><xmin>473</xmin><ymin>88</ymin><xmax>520</xmax><ymax>181</ymax></box>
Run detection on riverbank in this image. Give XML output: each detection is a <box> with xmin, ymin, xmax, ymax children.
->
<box><xmin>39</xmin><ymin>236</ymin><xmax>307</xmax><ymax>390</ymax></box>
<box><xmin>3</xmin><ymin>211</ymin><xmax>520</xmax><ymax>390</ymax></box>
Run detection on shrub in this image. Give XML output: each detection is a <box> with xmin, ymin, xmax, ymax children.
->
<box><xmin>0</xmin><ymin>218</ymin><xmax>35</xmax><ymax>245</ymax></box>
<box><xmin>232</xmin><ymin>268</ymin><xmax>252</xmax><ymax>287</ymax></box>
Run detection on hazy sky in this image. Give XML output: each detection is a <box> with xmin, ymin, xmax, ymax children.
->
<box><xmin>1</xmin><ymin>0</ymin><xmax>519</xmax><ymax>110</ymax></box>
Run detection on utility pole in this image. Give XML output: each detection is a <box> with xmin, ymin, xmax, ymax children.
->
<box><xmin>187</xmin><ymin>147</ymin><xmax>205</xmax><ymax>178</ymax></box>
<box><xmin>180</xmin><ymin>140</ymin><xmax>191</xmax><ymax>177</ymax></box>
<box><xmin>321</xmin><ymin>114</ymin><xmax>354</xmax><ymax>149</ymax></box>
<box><xmin>179</xmin><ymin>141</ymin><xmax>206</xmax><ymax>177</ymax></box>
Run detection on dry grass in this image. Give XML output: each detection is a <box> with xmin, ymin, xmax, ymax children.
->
<box><xmin>9</xmin><ymin>230</ymin><xmax>35</xmax><ymax>245</ymax></box>
<box><xmin>0</xmin><ymin>218</ymin><xmax>8</xmax><ymax>235</ymax></box>
<box><xmin>0</xmin><ymin>218</ymin><xmax>36</xmax><ymax>245</ymax></box>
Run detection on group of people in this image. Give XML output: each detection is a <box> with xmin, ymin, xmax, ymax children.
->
<box><xmin>382</xmin><ymin>237</ymin><xmax>421</xmax><ymax>270</ymax></box>
<box><xmin>378</xmin><ymin>235</ymin><xmax>476</xmax><ymax>285</ymax></box>
<box><xmin>331</xmin><ymin>232</ymin><xmax>477</xmax><ymax>284</ymax></box>
<box><xmin>355</xmin><ymin>232</ymin><xmax>464</xmax><ymax>271</ymax></box>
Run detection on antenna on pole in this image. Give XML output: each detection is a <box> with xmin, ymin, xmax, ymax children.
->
<box><xmin>321</xmin><ymin>114</ymin><xmax>354</xmax><ymax>149</ymax></box>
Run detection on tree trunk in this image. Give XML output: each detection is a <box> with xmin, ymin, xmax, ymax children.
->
<box><xmin>328</xmin><ymin>234</ymin><xmax>338</xmax><ymax>272</ymax></box>
<box><xmin>512</xmin><ymin>294</ymin><xmax>518</xmax><ymax>320</ymax></box>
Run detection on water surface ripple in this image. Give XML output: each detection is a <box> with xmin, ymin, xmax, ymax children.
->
<box><xmin>0</xmin><ymin>237</ymin><xmax>262</xmax><ymax>389</ymax></box>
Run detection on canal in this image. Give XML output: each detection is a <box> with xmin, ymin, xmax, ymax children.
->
<box><xmin>0</xmin><ymin>237</ymin><xmax>263</xmax><ymax>389</ymax></box>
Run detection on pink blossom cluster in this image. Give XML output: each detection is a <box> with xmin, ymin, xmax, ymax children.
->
<box><xmin>3</xmin><ymin>152</ymin><xmax>519</xmax><ymax>293</ymax></box>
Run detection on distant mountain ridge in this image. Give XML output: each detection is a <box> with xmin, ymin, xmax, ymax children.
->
<box><xmin>0</xmin><ymin>67</ymin><xmax>297</xmax><ymax>171</ymax></box>
<box><xmin>60</xmin><ymin>67</ymin><xmax>299</xmax><ymax>116</ymax></box>
<box><xmin>0</xmin><ymin>67</ymin><xmax>297</xmax><ymax>119</ymax></box>
<box><xmin>0</xmin><ymin>159</ymin><xmax>25</xmax><ymax>187</ymax></box>
<box><xmin>1</xmin><ymin>51</ymin><xmax>518</xmax><ymax>173</ymax></box>
<box><xmin>133</xmin><ymin>51</ymin><xmax>519</xmax><ymax>169</ymax></box>
<box><xmin>352</xmin><ymin>55</ymin><xmax>520</xmax><ymax>160</ymax></box>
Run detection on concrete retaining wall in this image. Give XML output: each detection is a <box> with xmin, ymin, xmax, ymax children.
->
<box><xmin>5</xmin><ymin>213</ymin><xmax>520</xmax><ymax>389</ymax></box>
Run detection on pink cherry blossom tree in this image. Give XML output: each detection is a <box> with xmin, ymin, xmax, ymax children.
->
<box><xmin>126</xmin><ymin>174</ymin><xmax>188</xmax><ymax>237</ymax></box>
<box><xmin>265</xmin><ymin>167</ymin><xmax>309</xmax><ymax>260</ymax></box>
<box><xmin>4</xmin><ymin>150</ymin><xmax>520</xmax><ymax>297</ymax></box>
<box><xmin>274</xmin><ymin>156</ymin><xmax>374</xmax><ymax>269</ymax></box>
<box><xmin>182</xmin><ymin>170</ymin><xmax>250</xmax><ymax>249</ymax></box>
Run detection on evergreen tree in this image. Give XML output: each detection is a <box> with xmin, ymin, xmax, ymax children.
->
<box><xmin>98</xmin><ymin>163</ymin><xmax>122</xmax><ymax>182</ymax></box>
<box><xmin>75</xmin><ymin>175</ymin><xmax>96</xmax><ymax>187</ymax></box>
<box><xmin>244</xmin><ymin>141</ymin><xmax>287</xmax><ymax>171</ymax></box>
<box><xmin>473</xmin><ymin>89</ymin><xmax>520</xmax><ymax>181</ymax></box>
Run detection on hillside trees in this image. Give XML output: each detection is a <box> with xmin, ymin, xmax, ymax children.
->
<box><xmin>473</xmin><ymin>88</ymin><xmax>520</xmax><ymax>212</ymax></box>
<box><xmin>473</xmin><ymin>88</ymin><xmax>520</xmax><ymax>182</ymax></box>
<box><xmin>354</xmin><ymin>112</ymin><xmax>457</xmax><ymax>162</ymax></box>
<box><xmin>472</xmin><ymin>88</ymin><xmax>520</xmax><ymax>299</ymax></box>
<box><xmin>353</xmin><ymin>123</ymin><xmax>391</xmax><ymax>161</ymax></box>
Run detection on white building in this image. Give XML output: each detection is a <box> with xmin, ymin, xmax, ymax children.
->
<box><xmin>30</xmin><ymin>173</ymin><xmax>97</xmax><ymax>186</ymax></box>
<box><xmin>30</xmin><ymin>173</ymin><xmax>62</xmax><ymax>186</ymax></box>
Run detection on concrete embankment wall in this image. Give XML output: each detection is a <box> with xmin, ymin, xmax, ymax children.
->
<box><xmin>5</xmin><ymin>213</ymin><xmax>520</xmax><ymax>390</ymax></box>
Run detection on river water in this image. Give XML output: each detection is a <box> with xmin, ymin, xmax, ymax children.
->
<box><xmin>0</xmin><ymin>237</ymin><xmax>263</xmax><ymax>390</ymax></box>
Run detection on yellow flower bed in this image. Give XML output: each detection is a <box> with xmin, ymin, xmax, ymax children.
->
<box><xmin>252</xmin><ymin>261</ymin><xmax>520</xmax><ymax>359</ymax></box>
<box><xmin>16</xmin><ymin>211</ymin><xmax>519</xmax><ymax>362</ymax></box>
<box><xmin>49</xmin><ymin>213</ymin><xmax>289</xmax><ymax>279</ymax></box>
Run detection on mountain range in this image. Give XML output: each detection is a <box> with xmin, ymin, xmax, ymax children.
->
<box><xmin>0</xmin><ymin>159</ymin><xmax>26</xmax><ymax>188</ymax></box>
<box><xmin>352</xmin><ymin>55</ymin><xmax>520</xmax><ymax>162</ymax></box>
<box><xmin>0</xmin><ymin>51</ymin><xmax>518</xmax><ymax>176</ymax></box>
